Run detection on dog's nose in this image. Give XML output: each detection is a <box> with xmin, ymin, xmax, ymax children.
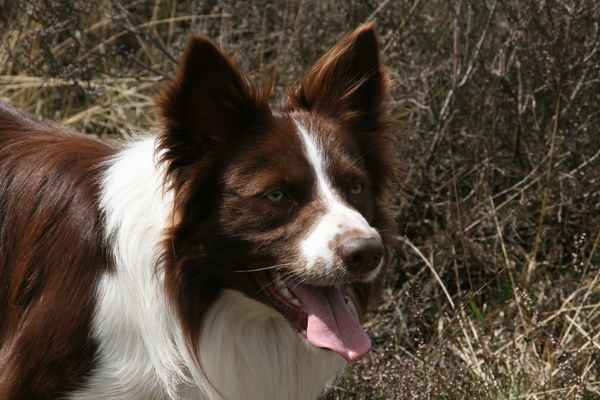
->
<box><xmin>338</xmin><ymin>237</ymin><xmax>384</xmax><ymax>273</ymax></box>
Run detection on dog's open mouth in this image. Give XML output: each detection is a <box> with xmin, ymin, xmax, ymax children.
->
<box><xmin>252</xmin><ymin>269</ymin><xmax>371</xmax><ymax>361</ymax></box>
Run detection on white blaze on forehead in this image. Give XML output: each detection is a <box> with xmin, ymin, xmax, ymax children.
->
<box><xmin>295</xmin><ymin>121</ymin><xmax>337</xmax><ymax>203</ymax></box>
<box><xmin>294</xmin><ymin>120</ymin><xmax>381</xmax><ymax>278</ymax></box>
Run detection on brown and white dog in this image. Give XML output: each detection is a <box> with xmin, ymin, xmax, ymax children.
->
<box><xmin>0</xmin><ymin>24</ymin><xmax>394</xmax><ymax>400</ymax></box>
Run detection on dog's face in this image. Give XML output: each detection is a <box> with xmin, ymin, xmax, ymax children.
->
<box><xmin>158</xmin><ymin>25</ymin><xmax>394</xmax><ymax>362</ymax></box>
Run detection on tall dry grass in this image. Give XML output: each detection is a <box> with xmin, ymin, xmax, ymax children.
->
<box><xmin>1</xmin><ymin>0</ymin><xmax>599</xmax><ymax>398</ymax></box>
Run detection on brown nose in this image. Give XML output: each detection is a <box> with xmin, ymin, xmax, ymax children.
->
<box><xmin>338</xmin><ymin>237</ymin><xmax>384</xmax><ymax>273</ymax></box>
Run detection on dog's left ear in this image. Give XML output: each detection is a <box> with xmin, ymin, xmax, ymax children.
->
<box><xmin>284</xmin><ymin>23</ymin><xmax>386</xmax><ymax>132</ymax></box>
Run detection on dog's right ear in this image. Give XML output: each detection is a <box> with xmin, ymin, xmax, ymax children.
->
<box><xmin>157</xmin><ymin>36</ymin><xmax>270</xmax><ymax>174</ymax></box>
<box><xmin>284</xmin><ymin>24</ymin><xmax>386</xmax><ymax>133</ymax></box>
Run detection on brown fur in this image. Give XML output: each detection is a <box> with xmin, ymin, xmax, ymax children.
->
<box><xmin>0</xmin><ymin>103</ymin><xmax>116</xmax><ymax>399</ymax></box>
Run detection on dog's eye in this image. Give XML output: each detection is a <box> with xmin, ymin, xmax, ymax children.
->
<box><xmin>265</xmin><ymin>190</ymin><xmax>287</xmax><ymax>202</ymax></box>
<box><xmin>350</xmin><ymin>183</ymin><xmax>363</xmax><ymax>195</ymax></box>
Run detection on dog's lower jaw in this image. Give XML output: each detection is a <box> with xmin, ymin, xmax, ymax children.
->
<box><xmin>195</xmin><ymin>289</ymin><xmax>348</xmax><ymax>400</ymax></box>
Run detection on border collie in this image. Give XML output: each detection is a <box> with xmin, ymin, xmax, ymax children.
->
<box><xmin>0</xmin><ymin>24</ymin><xmax>394</xmax><ymax>400</ymax></box>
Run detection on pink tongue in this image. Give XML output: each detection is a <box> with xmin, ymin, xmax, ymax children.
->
<box><xmin>290</xmin><ymin>284</ymin><xmax>371</xmax><ymax>361</ymax></box>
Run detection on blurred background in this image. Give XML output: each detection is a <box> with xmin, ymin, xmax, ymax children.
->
<box><xmin>1</xmin><ymin>0</ymin><xmax>599</xmax><ymax>398</ymax></box>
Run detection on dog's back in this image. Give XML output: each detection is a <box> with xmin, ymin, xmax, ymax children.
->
<box><xmin>0</xmin><ymin>103</ymin><xmax>116</xmax><ymax>398</ymax></box>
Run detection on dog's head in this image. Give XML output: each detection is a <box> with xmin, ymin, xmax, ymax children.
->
<box><xmin>157</xmin><ymin>24</ymin><xmax>395</xmax><ymax>362</ymax></box>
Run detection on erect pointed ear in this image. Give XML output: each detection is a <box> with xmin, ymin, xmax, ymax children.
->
<box><xmin>284</xmin><ymin>23</ymin><xmax>387</xmax><ymax>130</ymax></box>
<box><xmin>157</xmin><ymin>35</ymin><xmax>271</xmax><ymax>172</ymax></box>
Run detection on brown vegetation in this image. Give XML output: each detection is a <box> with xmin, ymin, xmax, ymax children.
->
<box><xmin>1</xmin><ymin>0</ymin><xmax>599</xmax><ymax>398</ymax></box>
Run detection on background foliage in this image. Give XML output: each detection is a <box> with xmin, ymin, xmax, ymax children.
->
<box><xmin>1</xmin><ymin>0</ymin><xmax>599</xmax><ymax>398</ymax></box>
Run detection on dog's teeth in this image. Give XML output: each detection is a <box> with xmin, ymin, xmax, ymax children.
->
<box><xmin>274</xmin><ymin>275</ymin><xmax>285</xmax><ymax>288</ymax></box>
<box><xmin>281</xmin><ymin>287</ymin><xmax>293</xmax><ymax>298</ymax></box>
<box><xmin>269</xmin><ymin>269</ymin><xmax>301</xmax><ymax>307</ymax></box>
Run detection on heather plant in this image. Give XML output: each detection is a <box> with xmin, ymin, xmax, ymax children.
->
<box><xmin>1</xmin><ymin>0</ymin><xmax>599</xmax><ymax>398</ymax></box>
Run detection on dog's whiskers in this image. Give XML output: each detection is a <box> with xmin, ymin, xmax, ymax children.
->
<box><xmin>234</xmin><ymin>263</ymin><xmax>298</xmax><ymax>274</ymax></box>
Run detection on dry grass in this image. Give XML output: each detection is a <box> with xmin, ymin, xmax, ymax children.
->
<box><xmin>1</xmin><ymin>0</ymin><xmax>599</xmax><ymax>398</ymax></box>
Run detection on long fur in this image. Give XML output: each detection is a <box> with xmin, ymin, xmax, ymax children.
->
<box><xmin>0</xmin><ymin>24</ymin><xmax>394</xmax><ymax>400</ymax></box>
